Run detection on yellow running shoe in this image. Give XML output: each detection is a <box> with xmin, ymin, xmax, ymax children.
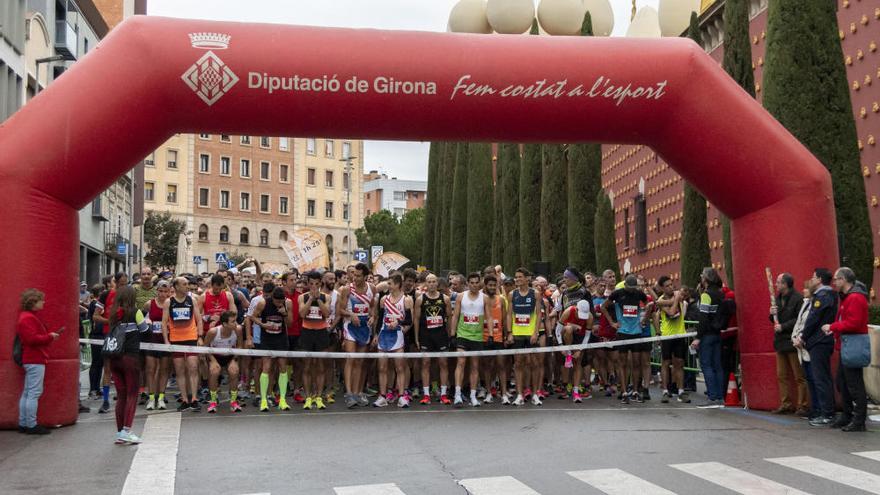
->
<box><xmin>260</xmin><ymin>399</ymin><xmax>269</xmax><ymax>412</ymax></box>
<box><xmin>315</xmin><ymin>396</ymin><xmax>326</xmax><ymax>410</ymax></box>
<box><xmin>278</xmin><ymin>399</ymin><xmax>290</xmax><ymax>411</ymax></box>
<box><xmin>325</xmin><ymin>393</ymin><xmax>335</xmax><ymax>404</ymax></box>
<box><xmin>303</xmin><ymin>397</ymin><xmax>313</xmax><ymax>410</ymax></box>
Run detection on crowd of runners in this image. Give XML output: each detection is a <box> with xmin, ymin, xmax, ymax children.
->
<box><xmin>81</xmin><ymin>261</ymin><xmax>731</xmax><ymax>421</ymax></box>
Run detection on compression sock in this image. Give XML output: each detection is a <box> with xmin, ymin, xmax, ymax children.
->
<box><xmin>260</xmin><ymin>373</ymin><xmax>269</xmax><ymax>400</ymax></box>
<box><xmin>102</xmin><ymin>385</ymin><xmax>110</xmax><ymax>402</ymax></box>
<box><xmin>158</xmin><ymin>393</ymin><xmax>165</xmax><ymax>402</ymax></box>
<box><xmin>230</xmin><ymin>390</ymin><xmax>238</xmax><ymax>402</ymax></box>
<box><xmin>148</xmin><ymin>393</ymin><xmax>155</xmax><ymax>404</ymax></box>
<box><xmin>278</xmin><ymin>372</ymin><xmax>289</xmax><ymax>398</ymax></box>
<box><xmin>210</xmin><ymin>390</ymin><xmax>218</xmax><ymax>402</ymax></box>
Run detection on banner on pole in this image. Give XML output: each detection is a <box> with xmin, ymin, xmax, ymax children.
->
<box><xmin>281</xmin><ymin>228</ymin><xmax>329</xmax><ymax>272</ymax></box>
<box><xmin>372</xmin><ymin>251</ymin><xmax>409</xmax><ymax>277</ymax></box>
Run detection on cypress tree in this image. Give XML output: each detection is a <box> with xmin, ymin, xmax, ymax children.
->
<box><xmin>520</xmin><ymin>144</ymin><xmax>543</xmax><ymax>270</ymax></box>
<box><xmin>541</xmin><ymin>144</ymin><xmax>568</xmax><ymax>275</ymax></box>
<box><xmin>567</xmin><ymin>13</ymin><xmax>601</xmax><ymax>273</ymax></box>
<box><xmin>467</xmin><ymin>143</ymin><xmax>494</xmax><ymax>272</ymax></box>
<box><xmin>680</xmin><ymin>12</ymin><xmax>713</xmax><ymax>288</ymax></box>
<box><xmin>449</xmin><ymin>143</ymin><xmax>469</xmax><ymax>273</ymax></box>
<box><xmin>492</xmin><ymin>152</ymin><xmax>504</xmax><ymax>265</ymax></box>
<box><xmin>500</xmin><ymin>143</ymin><xmax>521</xmax><ymax>270</ymax></box>
<box><xmin>594</xmin><ymin>189</ymin><xmax>619</xmax><ymax>277</ymax></box>
<box><xmin>437</xmin><ymin>142</ymin><xmax>456</xmax><ymax>270</ymax></box>
<box><xmin>763</xmin><ymin>0</ymin><xmax>873</xmax><ymax>287</ymax></box>
<box><xmin>422</xmin><ymin>142</ymin><xmax>440</xmax><ymax>269</ymax></box>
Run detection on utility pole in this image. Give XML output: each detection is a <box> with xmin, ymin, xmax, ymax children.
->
<box><xmin>340</xmin><ymin>155</ymin><xmax>358</xmax><ymax>264</ymax></box>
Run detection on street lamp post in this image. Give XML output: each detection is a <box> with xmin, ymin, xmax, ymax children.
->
<box><xmin>340</xmin><ymin>155</ymin><xmax>358</xmax><ymax>264</ymax></box>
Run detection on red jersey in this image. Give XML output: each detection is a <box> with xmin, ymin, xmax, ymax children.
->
<box><xmin>286</xmin><ymin>290</ymin><xmax>303</xmax><ymax>336</ymax></box>
<box><xmin>203</xmin><ymin>290</ymin><xmax>230</xmax><ymax>321</ymax></box>
<box><xmin>561</xmin><ymin>307</ymin><xmax>590</xmax><ymax>336</ymax></box>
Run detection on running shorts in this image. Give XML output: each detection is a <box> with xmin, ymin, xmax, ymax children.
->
<box><xmin>456</xmin><ymin>338</ymin><xmax>484</xmax><ymax>352</ymax></box>
<box><xmin>344</xmin><ymin>323</ymin><xmax>372</xmax><ymax>347</ymax></box>
<box><xmin>144</xmin><ymin>332</ymin><xmax>167</xmax><ymax>358</ymax></box>
<box><xmin>378</xmin><ymin>329</ymin><xmax>404</xmax><ymax>352</ymax></box>
<box><xmin>615</xmin><ymin>332</ymin><xmax>642</xmax><ymax>352</ymax></box>
<box><xmin>510</xmin><ymin>336</ymin><xmax>531</xmax><ymax>350</ymax></box>
<box><xmin>299</xmin><ymin>329</ymin><xmax>331</xmax><ymax>352</ymax></box>
<box><xmin>171</xmin><ymin>339</ymin><xmax>198</xmax><ymax>359</ymax></box>
<box><xmin>661</xmin><ymin>338</ymin><xmax>688</xmax><ymax>360</ymax></box>
<box><xmin>258</xmin><ymin>331</ymin><xmax>289</xmax><ymax>352</ymax></box>
<box><xmin>420</xmin><ymin>328</ymin><xmax>449</xmax><ymax>352</ymax></box>
<box><xmin>214</xmin><ymin>355</ymin><xmax>235</xmax><ymax>368</ymax></box>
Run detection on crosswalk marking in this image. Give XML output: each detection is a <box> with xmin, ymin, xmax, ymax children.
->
<box><xmin>121</xmin><ymin>413</ymin><xmax>181</xmax><ymax>495</ymax></box>
<box><xmin>334</xmin><ymin>483</ymin><xmax>406</xmax><ymax>495</ymax></box>
<box><xmin>567</xmin><ymin>469</ymin><xmax>677</xmax><ymax>495</ymax></box>
<box><xmin>458</xmin><ymin>476</ymin><xmax>540</xmax><ymax>494</ymax></box>
<box><xmin>854</xmin><ymin>451</ymin><xmax>880</xmax><ymax>463</ymax></box>
<box><xmin>671</xmin><ymin>461</ymin><xmax>811</xmax><ymax>495</ymax></box>
<box><xmin>767</xmin><ymin>456</ymin><xmax>880</xmax><ymax>495</ymax></box>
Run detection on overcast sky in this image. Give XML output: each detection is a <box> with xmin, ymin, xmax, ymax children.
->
<box><xmin>148</xmin><ymin>0</ymin><xmax>657</xmax><ymax>180</ymax></box>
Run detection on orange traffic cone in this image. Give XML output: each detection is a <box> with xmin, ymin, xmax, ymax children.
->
<box><xmin>724</xmin><ymin>373</ymin><xmax>741</xmax><ymax>407</ymax></box>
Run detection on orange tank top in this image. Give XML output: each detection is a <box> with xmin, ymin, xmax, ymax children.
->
<box><xmin>169</xmin><ymin>295</ymin><xmax>198</xmax><ymax>342</ymax></box>
<box><xmin>483</xmin><ymin>295</ymin><xmax>505</xmax><ymax>343</ymax></box>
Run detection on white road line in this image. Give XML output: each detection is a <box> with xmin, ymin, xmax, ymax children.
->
<box><xmin>334</xmin><ymin>483</ymin><xmax>406</xmax><ymax>495</ymax></box>
<box><xmin>458</xmin><ymin>476</ymin><xmax>540</xmax><ymax>494</ymax></box>
<box><xmin>568</xmin><ymin>469</ymin><xmax>677</xmax><ymax>495</ymax></box>
<box><xmin>121</xmin><ymin>412</ymin><xmax>181</xmax><ymax>495</ymax></box>
<box><xmin>854</xmin><ymin>451</ymin><xmax>880</xmax><ymax>462</ymax></box>
<box><xmin>671</xmin><ymin>462</ymin><xmax>811</xmax><ymax>495</ymax></box>
<box><xmin>767</xmin><ymin>456</ymin><xmax>880</xmax><ymax>494</ymax></box>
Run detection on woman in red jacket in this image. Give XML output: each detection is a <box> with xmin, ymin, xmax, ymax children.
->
<box><xmin>822</xmin><ymin>267</ymin><xmax>869</xmax><ymax>432</ymax></box>
<box><xmin>17</xmin><ymin>289</ymin><xmax>61</xmax><ymax>435</ymax></box>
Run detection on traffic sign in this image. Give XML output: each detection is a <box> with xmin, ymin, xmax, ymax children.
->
<box><xmin>227</xmin><ymin>260</ymin><xmax>236</xmax><ymax>269</ymax></box>
<box><xmin>371</xmin><ymin>245</ymin><xmax>383</xmax><ymax>262</ymax></box>
<box><xmin>117</xmin><ymin>242</ymin><xmax>127</xmax><ymax>255</ymax></box>
<box><xmin>215</xmin><ymin>252</ymin><xmax>228</xmax><ymax>264</ymax></box>
<box><xmin>354</xmin><ymin>250</ymin><xmax>368</xmax><ymax>263</ymax></box>
<box><xmin>193</xmin><ymin>256</ymin><xmax>203</xmax><ymax>265</ymax></box>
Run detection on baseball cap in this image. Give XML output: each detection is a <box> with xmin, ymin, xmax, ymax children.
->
<box><xmin>577</xmin><ymin>299</ymin><xmax>592</xmax><ymax>319</ymax></box>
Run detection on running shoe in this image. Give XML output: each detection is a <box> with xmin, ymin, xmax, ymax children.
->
<box><xmin>501</xmin><ymin>393</ymin><xmax>511</xmax><ymax>405</ymax></box>
<box><xmin>190</xmin><ymin>402</ymin><xmax>201</xmax><ymax>413</ymax></box>
<box><xmin>420</xmin><ymin>395</ymin><xmax>431</xmax><ymax>405</ymax></box>
<box><xmin>453</xmin><ymin>396</ymin><xmax>464</xmax><ymax>408</ymax></box>
<box><xmin>476</xmin><ymin>387</ymin><xmax>487</xmax><ymax>399</ymax></box>
<box><xmin>115</xmin><ymin>431</ymin><xmax>127</xmax><ymax>445</ymax></box>
<box><xmin>642</xmin><ymin>389</ymin><xmax>651</xmax><ymax>401</ymax></box>
<box><xmin>314</xmin><ymin>397</ymin><xmax>325</xmax><ymax>410</ymax></box>
<box><xmin>345</xmin><ymin>394</ymin><xmax>358</xmax><ymax>409</ymax></box>
<box><xmin>373</xmin><ymin>396</ymin><xmax>389</xmax><ymax>408</ymax></box>
<box><xmin>124</xmin><ymin>432</ymin><xmax>142</xmax><ymax>444</ymax></box>
<box><xmin>531</xmin><ymin>394</ymin><xmax>543</xmax><ymax>406</ymax></box>
<box><xmin>99</xmin><ymin>401</ymin><xmax>111</xmax><ymax>414</ymax></box>
<box><xmin>490</xmin><ymin>386</ymin><xmax>498</xmax><ymax>397</ymax></box>
<box><xmin>279</xmin><ymin>399</ymin><xmax>291</xmax><ymax>411</ymax></box>
<box><xmin>439</xmin><ymin>394</ymin><xmax>452</xmax><ymax>405</ymax></box>
<box><xmin>303</xmin><ymin>397</ymin><xmax>313</xmax><ymax>410</ymax></box>
<box><xmin>411</xmin><ymin>387</ymin><xmax>421</xmax><ymax>398</ymax></box>
<box><xmin>207</xmin><ymin>401</ymin><xmax>218</xmax><ymax>413</ymax></box>
<box><xmin>230</xmin><ymin>400</ymin><xmax>242</xmax><ymax>413</ymax></box>
<box><xmin>145</xmin><ymin>400</ymin><xmax>155</xmax><ymax>411</ymax></box>
<box><xmin>176</xmin><ymin>401</ymin><xmax>190</xmax><ymax>412</ymax></box>
<box><xmin>537</xmin><ymin>389</ymin><xmax>548</xmax><ymax>400</ymax></box>
<box><xmin>325</xmin><ymin>393</ymin><xmax>335</xmax><ymax>405</ymax></box>
<box><xmin>513</xmin><ymin>395</ymin><xmax>525</xmax><ymax>406</ymax></box>
<box><xmin>572</xmin><ymin>391</ymin><xmax>583</xmax><ymax>403</ymax></box>
<box><xmin>524</xmin><ymin>388</ymin><xmax>532</xmax><ymax>400</ymax></box>
<box><xmin>386</xmin><ymin>391</ymin><xmax>397</xmax><ymax>403</ymax></box>
<box><xmin>564</xmin><ymin>355</ymin><xmax>573</xmax><ymax>369</ymax></box>
<box><xmin>238</xmin><ymin>389</ymin><xmax>250</xmax><ymax>400</ymax></box>
<box><xmin>483</xmin><ymin>393</ymin><xmax>494</xmax><ymax>404</ymax></box>
<box><xmin>554</xmin><ymin>384</ymin><xmax>565</xmax><ymax>394</ymax></box>
<box><xmin>677</xmin><ymin>392</ymin><xmax>691</xmax><ymax>404</ymax></box>
<box><xmin>398</xmin><ymin>395</ymin><xmax>410</xmax><ymax>408</ymax></box>
<box><xmin>558</xmin><ymin>391</ymin><xmax>570</xmax><ymax>400</ymax></box>
<box><xmin>357</xmin><ymin>394</ymin><xmax>370</xmax><ymax>407</ymax></box>
<box><xmin>604</xmin><ymin>386</ymin><xmax>613</xmax><ymax>398</ymax></box>
<box><xmin>621</xmin><ymin>395</ymin><xmax>630</xmax><ymax>405</ymax></box>
<box><xmin>294</xmin><ymin>391</ymin><xmax>305</xmax><ymax>403</ymax></box>
<box><xmin>566</xmin><ymin>383</ymin><xmax>573</xmax><ymax>394</ymax></box>
<box><xmin>157</xmin><ymin>397</ymin><xmax>167</xmax><ymax>410</ymax></box>
<box><xmin>365</xmin><ymin>386</ymin><xmax>379</xmax><ymax>396</ymax></box>
<box><xmin>268</xmin><ymin>395</ymin><xmax>279</xmax><ymax>408</ymax></box>
<box><xmin>582</xmin><ymin>389</ymin><xmax>593</xmax><ymax>400</ymax></box>
<box><xmin>661</xmin><ymin>391</ymin><xmax>671</xmax><ymax>403</ymax></box>
<box><xmin>633</xmin><ymin>392</ymin><xmax>645</xmax><ymax>404</ymax></box>
<box><xmin>253</xmin><ymin>396</ymin><xmax>262</xmax><ymax>408</ymax></box>
<box><xmin>430</xmin><ymin>383</ymin><xmax>440</xmax><ymax>397</ymax></box>
<box><xmin>470</xmin><ymin>396</ymin><xmax>481</xmax><ymax>407</ymax></box>
<box><xmin>138</xmin><ymin>393</ymin><xmax>148</xmax><ymax>406</ymax></box>
<box><xmin>260</xmin><ymin>399</ymin><xmax>269</xmax><ymax>412</ymax></box>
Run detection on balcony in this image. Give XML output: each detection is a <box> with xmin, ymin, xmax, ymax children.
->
<box><xmin>91</xmin><ymin>197</ymin><xmax>109</xmax><ymax>221</ymax></box>
<box><xmin>104</xmin><ymin>232</ymin><xmax>128</xmax><ymax>261</ymax></box>
<box><xmin>54</xmin><ymin>20</ymin><xmax>78</xmax><ymax>60</ymax></box>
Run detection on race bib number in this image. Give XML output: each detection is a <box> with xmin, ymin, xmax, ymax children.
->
<box><xmin>622</xmin><ymin>305</ymin><xmax>639</xmax><ymax>318</ymax></box>
<box><xmin>384</xmin><ymin>315</ymin><xmax>399</xmax><ymax>327</ymax></box>
<box><xmin>353</xmin><ymin>303</ymin><xmax>369</xmax><ymax>314</ymax></box>
<box><xmin>463</xmin><ymin>315</ymin><xmax>479</xmax><ymax>324</ymax></box>
<box><xmin>172</xmin><ymin>307</ymin><xmax>191</xmax><ymax>321</ymax></box>
<box><xmin>514</xmin><ymin>313</ymin><xmax>531</xmax><ymax>326</ymax></box>
<box><xmin>151</xmin><ymin>322</ymin><xmax>163</xmax><ymax>334</ymax></box>
<box><xmin>307</xmin><ymin>305</ymin><xmax>322</xmax><ymax>320</ymax></box>
<box><xmin>426</xmin><ymin>315</ymin><xmax>443</xmax><ymax>329</ymax></box>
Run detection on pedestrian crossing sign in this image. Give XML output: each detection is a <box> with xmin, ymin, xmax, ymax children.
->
<box><xmin>215</xmin><ymin>252</ymin><xmax>228</xmax><ymax>264</ymax></box>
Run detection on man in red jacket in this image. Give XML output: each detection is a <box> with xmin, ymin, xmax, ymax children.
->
<box><xmin>17</xmin><ymin>289</ymin><xmax>61</xmax><ymax>435</ymax></box>
<box><xmin>821</xmin><ymin>267</ymin><xmax>869</xmax><ymax>432</ymax></box>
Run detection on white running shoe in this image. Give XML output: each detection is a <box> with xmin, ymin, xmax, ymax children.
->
<box><xmin>501</xmin><ymin>393</ymin><xmax>511</xmax><ymax>405</ymax></box>
<box><xmin>513</xmin><ymin>394</ymin><xmax>525</xmax><ymax>406</ymax></box>
<box><xmin>531</xmin><ymin>394</ymin><xmax>543</xmax><ymax>406</ymax></box>
<box><xmin>373</xmin><ymin>396</ymin><xmax>389</xmax><ymax>408</ymax></box>
<box><xmin>157</xmin><ymin>398</ymin><xmax>167</xmax><ymax>410</ymax></box>
<box><xmin>454</xmin><ymin>395</ymin><xmax>464</xmax><ymax>408</ymax></box>
<box><xmin>476</xmin><ymin>387</ymin><xmax>487</xmax><ymax>399</ymax></box>
<box><xmin>398</xmin><ymin>395</ymin><xmax>410</xmax><ymax>408</ymax></box>
<box><xmin>471</xmin><ymin>396</ymin><xmax>481</xmax><ymax>407</ymax></box>
<box><xmin>145</xmin><ymin>400</ymin><xmax>154</xmax><ymax>411</ymax></box>
<box><xmin>483</xmin><ymin>393</ymin><xmax>494</xmax><ymax>404</ymax></box>
<box><xmin>124</xmin><ymin>432</ymin><xmax>142</xmax><ymax>444</ymax></box>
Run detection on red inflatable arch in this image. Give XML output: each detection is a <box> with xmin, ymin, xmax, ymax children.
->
<box><xmin>0</xmin><ymin>16</ymin><xmax>836</xmax><ymax>427</ymax></box>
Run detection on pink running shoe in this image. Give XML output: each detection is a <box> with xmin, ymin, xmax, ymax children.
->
<box><xmin>564</xmin><ymin>355</ymin><xmax>573</xmax><ymax>369</ymax></box>
<box><xmin>207</xmin><ymin>401</ymin><xmax>218</xmax><ymax>413</ymax></box>
<box><xmin>524</xmin><ymin>388</ymin><xmax>533</xmax><ymax>400</ymax></box>
<box><xmin>572</xmin><ymin>391</ymin><xmax>583</xmax><ymax>403</ymax></box>
<box><xmin>230</xmin><ymin>400</ymin><xmax>242</xmax><ymax>412</ymax></box>
<box><xmin>386</xmin><ymin>392</ymin><xmax>396</xmax><ymax>402</ymax></box>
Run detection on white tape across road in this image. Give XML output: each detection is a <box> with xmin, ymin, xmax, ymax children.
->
<box><xmin>80</xmin><ymin>332</ymin><xmax>695</xmax><ymax>360</ymax></box>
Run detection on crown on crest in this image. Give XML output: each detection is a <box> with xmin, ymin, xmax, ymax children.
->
<box><xmin>188</xmin><ymin>32</ymin><xmax>231</xmax><ymax>49</ymax></box>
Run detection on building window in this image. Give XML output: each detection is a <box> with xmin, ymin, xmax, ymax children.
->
<box><xmin>307</xmin><ymin>200</ymin><xmax>316</xmax><ymax>217</ymax></box>
<box><xmin>325</xmin><ymin>170</ymin><xmax>334</xmax><ymax>188</ymax></box>
<box><xmin>366</xmin><ymin>192</ymin><xmax>371</xmax><ymax>199</ymax></box>
<box><xmin>240</xmin><ymin>135</ymin><xmax>251</xmax><ymax>145</ymax></box>
<box><xmin>167</xmin><ymin>150</ymin><xmax>178</xmax><ymax>169</ymax></box>
<box><xmin>280</xmin><ymin>231</ymin><xmax>288</xmax><ymax>243</ymax></box>
<box><xmin>279</xmin><ymin>164</ymin><xmax>289</xmax><ymax>183</ymax></box>
<box><xmin>260</xmin><ymin>136</ymin><xmax>271</xmax><ymax>148</ymax></box>
<box><xmin>635</xmin><ymin>194</ymin><xmax>648</xmax><ymax>253</ymax></box>
<box><xmin>325</xmin><ymin>139</ymin><xmax>334</xmax><ymax>157</ymax></box>
<box><xmin>394</xmin><ymin>207</ymin><xmax>406</xmax><ymax>217</ymax></box>
<box><xmin>240</xmin><ymin>227</ymin><xmax>249</xmax><ymax>244</ymax></box>
<box><xmin>343</xmin><ymin>203</ymin><xmax>350</xmax><ymax>221</ymax></box>
<box><xmin>144</xmin><ymin>182</ymin><xmax>154</xmax><ymax>201</ymax></box>
<box><xmin>279</xmin><ymin>196</ymin><xmax>289</xmax><ymax>215</ymax></box>
<box><xmin>260</xmin><ymin>161</ymin><xmax>270</xmax><ymax>181</ymax></box>
<box><xmin>306</xmin><ymin>138</ymin><xmax>316</xmax><ymax>155</ymax></box>
<box><xmin>307</xmin><ymin>168</ymin><xmax>316</xmax><ymax>186</ymax></box>
<box><xmin>220</xmin><ymin>134</ymin><xmax>231</xmax><ymax>142</ymax></box>
<box><xmin>411</xmin><ymin>192</ymin><xmax>419</xmax><ymax>199</ymax></box>
<box><xmin>343</xmin><ymin>172</ymin><xmax>350</xmax><ymax>190</ymax></box>
<box><xmin>343</xmin><ymin>141</ymin><xmax>352</xmax><ymax>159</ymax></box>
<box><xmin>623</xmin><ymin>207</ymin><xmax>630</xmax><ymax>249</ymax></box>
<box><xmin>220</xmin><ymin>156</ymin><xmax>231</xmax><ymax>176</ymax></box>
<box><xmin>198</xmin><ymin>224</ymin><xmax>208</xmax><ymax>241</ymax></box>
<box><xmin>199</xmin><ymin>133</ymin><xmax>210</xmax><ymax>140</ymax></box>
<box><xmin>260</xmin><ymin>229</ymin><xmax>269</xmax><ymax>246</ymax></box>
<box><xmin>166</xmin><ymin>184</ymin><xmax>178</xmax><ymax>204</ymax></box>
<box><xmin>198</xmin><ymin>187</ymin><xmax>210</xmax><ymax>207</ymax></box>
<box><xmin>260</xmin><ymin>194</ymin><xmax>270</xmax><ymax>213</ymax></box>
<box><xmin>144</xmin><ymin>153</ymin><xmax>154</xmax><ymax>167</ymax></box>
<box><xmin>199</xmin><ymin>154</ymin><xmax>210</xmax><ymax>173</ymax></box>
<box><xmin>240</xmin><ymin>159</ymin><xmax>251</xmax><ymax>178</ymax></box>
<box><xmin>325</xmin><ymin>201</ymin><xmax>334</xmax><ymax>219</ymax></box>
<box><xmin>278</xmin><ymin>137</ymin><xmax>289</xmax><ymax>151</ymax></box>
<box><xmin>220</xmin><ymin>190</ymin><xmax>230</xmax><ymax>209</ymax></box>
<box><xmin>220</xmin><ymin>226</ymin><xmax>229</xmax><ymax>243</ymax></box>
<box><xmin>240</xmin><ymin>192</ymin><xmax>251</xmax><ymax>211</ymax></box>
<box><xmin>393</xmin><ymin>191</ymin><xmax>406</xmax><ymax>201</ymax></box>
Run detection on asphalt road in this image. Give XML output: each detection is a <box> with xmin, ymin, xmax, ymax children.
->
<box><xmin>2</xmin><ymin>385</ymin><xmax>878</xmax><ymax>495</ymax></box>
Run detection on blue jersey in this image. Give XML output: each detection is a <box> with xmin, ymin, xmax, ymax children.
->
<box><xmin>609</xmin><ymin>288</ymin><xmax>647</xmax><ymax>336</ymax></box>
